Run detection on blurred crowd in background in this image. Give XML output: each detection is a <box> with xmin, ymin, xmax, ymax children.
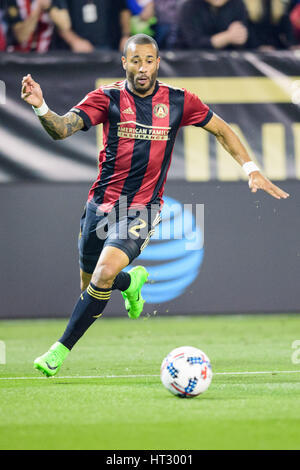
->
<box><xmin>1</xmin><ymin>0</ymin><xmax>300</xmax><ymax>53</ymax></box>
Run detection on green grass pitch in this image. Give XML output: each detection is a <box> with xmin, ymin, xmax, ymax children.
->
<box><xmin>0</xmin><ymin>314</ymin><xmax>300</xmax><ymax>450</ymax></box>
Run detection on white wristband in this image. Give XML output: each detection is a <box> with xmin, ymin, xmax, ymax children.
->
<box><xmin>242</xmin><ymin>161</ymin><xmax>260</xmax><ymax>176</ymax></box>
<box><xmin>32</xmin><ymin>100</ymin><xmax>49</xmax><ymax>116</ymax></box>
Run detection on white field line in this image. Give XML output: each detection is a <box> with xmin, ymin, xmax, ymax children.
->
<box><xmin>0</xmin><ymin>370</ymin><xmax>300</xmax><ymax>381</ymax></box>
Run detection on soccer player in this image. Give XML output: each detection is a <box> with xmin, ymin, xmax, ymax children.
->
<box><xmin>21</xmin><ymin>34</ymin><xmax>289</xmax><ymax>377</ymax></box>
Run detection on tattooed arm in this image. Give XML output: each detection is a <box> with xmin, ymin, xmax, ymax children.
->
<box><xmin>21</xmin><ymin>74</ymin><xmax>84</xmax><ymax>140</ymax></box>
<box><xmin>38</xmin><ymin>110</ymin><xmax>84</xmax><ymax>140</ymax></box>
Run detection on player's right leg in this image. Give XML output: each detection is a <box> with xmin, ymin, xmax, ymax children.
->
<box><xmin>33</xmin><ymin>202</ymin><xmax>144</xmax><ymax>377</ymax></box>
<box><xmin>33</xmin><ymin>203</ymin><xmax>154</xmax><ymax>377</ymax></box>
<box><xmin>34</xmin><ymin>245</ymin><xmax>130</xmax><ymax>377</ymax></box>
<box><xmin>34</xmin><ymin>203</ymin><xmax>106</xmax><ymax>377</ymax></box>
<box><xmin>80</xmin><ymin>269</ymin><xmax>92</xmax><ymax>292</ymax></box>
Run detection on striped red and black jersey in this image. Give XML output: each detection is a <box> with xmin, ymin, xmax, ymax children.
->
<box><xmin>71</xmin><ymin>80</ymin><xmax>213</xmax><ymax>212</ymax></box>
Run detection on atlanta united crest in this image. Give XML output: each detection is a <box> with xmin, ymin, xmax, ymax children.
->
<box><xmin>154</xmin><ymin>103</ymin><xmax>169</xmax><ymax>118</ymax></box>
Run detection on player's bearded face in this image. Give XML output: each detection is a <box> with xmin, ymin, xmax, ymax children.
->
<box><xmin>127</xmin><ymin>68</ymin><xmax>158</xmax><ymax>95</ymax></box>
<box><xmin>123</xmin><ymin>44</ymin><xmax>160</xmax><ymax>96</ymax></box>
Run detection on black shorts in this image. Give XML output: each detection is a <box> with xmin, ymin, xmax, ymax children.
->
<box><xmin>78</xmin><ymin>202</ymin><xmax>161</xmax><ymax>274</ymax></box>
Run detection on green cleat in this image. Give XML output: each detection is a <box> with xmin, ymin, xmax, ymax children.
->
<box><xmin>122</xmin><ymin>266</ymin><xmax>149</xmax><ymax>319</ymax></box>
<box><xmin>34</xmin><ymin>342</ymin><xmax>70</xmax><ymax>377</ymax></box>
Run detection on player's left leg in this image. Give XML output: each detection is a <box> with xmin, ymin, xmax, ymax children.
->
<box><xmin>78</xmin><ymin>203</ymin><xmax>156</xmax><ymax>317</ymax></box>
<box><xmin>80</xmin><ymin>267</ymin><xmax>135</xmax><ymax>295</ymax></box>
<box><xmin>80</xmin><ymin>267</ymin><xmax>149</xmax><ymax>320</ymax></box>
<box><xmin>78</xmin><ymin>205</ymin><xmax>143</xmax><ymax>315</ymax></box>
<box><xmin>103</xmin><ymin>209</ymin><xmax>159</xmax><ymax>319</ymax></box>
<box><xmin>81</xmin><ymin>266</ymin><xmax>149</xmax><ymax>320</ymax></box>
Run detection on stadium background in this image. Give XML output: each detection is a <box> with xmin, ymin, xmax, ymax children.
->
<box><xmin>0</xmin><ymin>50</ymin><xmax>299</xmax><ymax>318</ymax></box>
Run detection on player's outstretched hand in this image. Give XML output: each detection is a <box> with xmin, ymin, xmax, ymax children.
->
<box><xmin>21</xmin><ymin>74</ymin><xmax>44</xmax><ymax>108</ymax></box>
<box><xmin>248</xmin><ymin>171</ymin><xmax>290</xmax><ymax>200</ymax></box>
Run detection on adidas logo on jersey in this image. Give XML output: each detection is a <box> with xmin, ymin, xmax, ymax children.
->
<box><xmin>123</xmin><ymin>107</ymin><xmax>134</xmax><ymax>115</ymax></box>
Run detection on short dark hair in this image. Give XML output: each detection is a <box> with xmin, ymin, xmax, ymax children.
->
<box><xmin>123</xmin><ymin>34</ymin><xmax>159</xmax><ymax>58</ymax></box>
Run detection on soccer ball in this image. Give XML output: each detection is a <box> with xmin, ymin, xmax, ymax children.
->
<box><xmin>160</xmin><ymin>346</ymin><xmax>212</xmax><ymax>398</ymax></box>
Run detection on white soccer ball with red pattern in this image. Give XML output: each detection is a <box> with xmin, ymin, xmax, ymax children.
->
<box><xmin>160</xmin><ymin>346</ymin><xmax>212</xmax><ymax>398</ymax></box>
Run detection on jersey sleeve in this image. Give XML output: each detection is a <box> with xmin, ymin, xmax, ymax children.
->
<box><xmin>70</xmin><ymin>88</ymin><xmax>110</xmax><ymax>131</ymax></box>
<box><xmin>180</xmin><ymin>89</ymin><xmax>213</xmax><ymax>128</ymax></box>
